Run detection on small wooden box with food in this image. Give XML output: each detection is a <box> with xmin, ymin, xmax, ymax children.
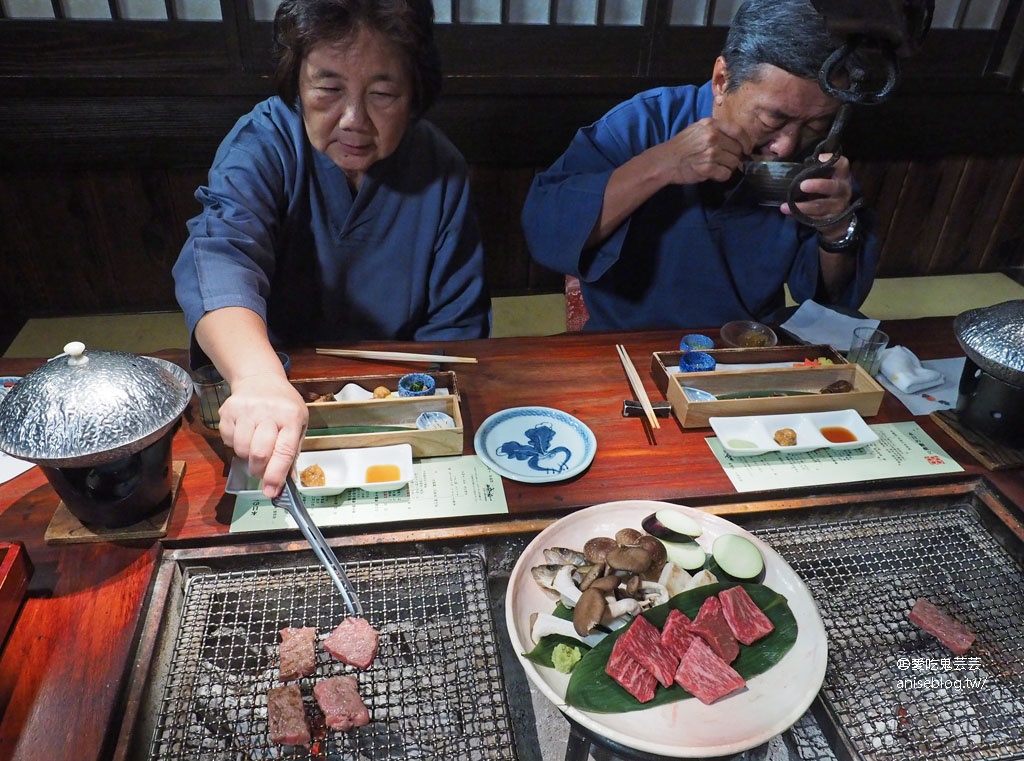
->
<box><xmin>650</xmin><ymin>345</ymin><xmax>884</xmax><ymax>428</ymax></box>
<box><xmin>291</xmin><ymin>371</ymin><xmax>463</xmax><ymax>458</ymax></box>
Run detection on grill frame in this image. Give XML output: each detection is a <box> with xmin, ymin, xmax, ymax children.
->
<box><xmin>117</xmin><ymin>544</ymin><xmax>520</xmax><ymax>761</ymax></box>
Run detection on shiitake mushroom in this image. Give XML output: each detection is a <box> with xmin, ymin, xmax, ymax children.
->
<box><xmin>583</xmin><ymin>536</ymin><xmax>618</xmax><ymax>565</ymax></box>
<box><xmin>614</xmin><ymin>527</ymin><xmax>643</xmax><ymax>547</ymax></box>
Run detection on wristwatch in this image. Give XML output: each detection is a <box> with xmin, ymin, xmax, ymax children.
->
<box><xmin>818</xmin><ymin>214</ymin><xmax>861</xmax><ymax>254</ymax></box>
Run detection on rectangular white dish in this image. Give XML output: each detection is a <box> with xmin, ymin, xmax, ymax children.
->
<box><xmin>709</xmin><ymin>408</ymin><xmax>879</xmax><ymax>457</ymax></box>
<box><xmin>225</xmin><ymin>444</ymin><xmax>414</xmax><ymax>497</ymax></box>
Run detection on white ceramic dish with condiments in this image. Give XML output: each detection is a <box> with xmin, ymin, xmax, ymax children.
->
<box><xmin>225</xmin><ymin>443</ymin><xmax>413</xmax><ymax>497</ymax></box>
<box><xmin>709</xmin><ymin>408</ymin><xmax>879</xmax><ymax>457</ymax></box>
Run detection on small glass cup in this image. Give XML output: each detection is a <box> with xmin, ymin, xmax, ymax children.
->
<box><xmin>847</xmin><ymin>327</ymin><xmax>889</xmax><ymax>376</ymax></box>
<box><xmin>191</xmin><ymin>365</ymin><xmax>231</xmax><ymax>429</ymax></box>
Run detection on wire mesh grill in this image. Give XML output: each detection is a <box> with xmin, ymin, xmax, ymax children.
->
<box><xmin>756</xmin><ymin>504</ymin><xmax>1024</xmax><ymax>761</ymax></box>
<box><xmin>147</xmin><ymin>552</ymin><xmax>518</xmax><ymax>760</ymax></box>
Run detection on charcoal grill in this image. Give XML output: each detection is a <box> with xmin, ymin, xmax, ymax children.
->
<box><xmin>119</xmin><ymin>548</ymin><xmax>518</xmax><ymax>761</ymax></box>
<box><xmin>753</xmin><ymin>499</ymin><xmax>1024</xmax><ymax>761</ymax></box>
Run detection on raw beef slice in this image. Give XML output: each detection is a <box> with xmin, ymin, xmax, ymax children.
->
<box><xmin>605</xmin><ymin>643</ymin><xmax>657</xmax><ymax>703</ymax></box>
<box><xmin>314</xmin><ymin>675</ymin><xmax>371</xmax><ymax>731</ymax></box>
<box><xmin>267</xmin><ymin>684</ymin><xmax>311</xmax><ymax>746</ymax></box>
<box><xmin>279</xmin><ymin>626</ymin><xmax>317</xmax><ymax>681</ymax></box>
<box><xmin>674</xmin><ymin>637</ymin><xmax>746</xmax><ymax>705</ymax></box>
<box><xmin>908</xmin><ymin>597</ymin><xmax>975</xmax><ymax>655</ymax></box>
<box><xmin>617</xmin><ymin>614</ymin><xmax>679</xmax><ymax>688</ymax></box>
<box><xmin>660</xmin><ymin>608</ymin><xmax>695</xmax><ymax>659</ymax></box>
<box><xmin>718</xmin><ymin>586</ymin><xmax>774</xmax><ymax>645</ymax></box>
<box><xmin>688</xmin><ymin>596</ymin><xmax>740</xmax><ymax>663</ymax></box>
<box><xmin>324</xmin><ymin>617</ymin><xmax>379</xmax><ymax>669</ymax></box>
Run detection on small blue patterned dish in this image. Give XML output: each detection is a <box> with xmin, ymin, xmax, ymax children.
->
<box><xmin>416</xmin><ymin>411</ymin><xmax>456</xmax><ymax>430</ymax></box>
<box><xmin>679</xmin><ymin>352</ymin><xmax>716</xmax><ymax>373</ymax></box>
<box><xmin>680</xmin><ymin>334</ymin><xmax>715</xmax><ymax>351</ymax></box>
<box><xmin>398</xmin><ymin>373</ymin><xmax>436</xmax><ymax>397</ymax></box>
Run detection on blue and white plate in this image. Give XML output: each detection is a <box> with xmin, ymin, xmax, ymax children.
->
<box><xmin>473</xmin><ymin>406</ymin><xmax>596</xmax><ymax>483</ymax></box>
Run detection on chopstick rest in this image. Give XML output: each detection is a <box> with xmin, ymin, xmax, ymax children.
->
<box><xmin>622</xmin><ymin>400</ymin><xmax>672</xmax><ymax>418</ymax></box>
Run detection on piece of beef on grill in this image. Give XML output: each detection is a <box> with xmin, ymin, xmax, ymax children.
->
<box><xmin>324</xmin><ymin>617</ymin><xmax>379</xmax><ymax>669</ymax></box>
<box><xmin>313</xmin><ymin>675</ymin><xmax>371</xmax><ymax>731</ymax></box>
<box><xmin>688</xmin><ymin>595</ymin><xmax>739</xmax><ymax>663</ymax></box>
<box><xmin>718</xmin><ymin>586</ymin><xmax>774</xmax><ymax>646</ymax></box>
<box><xmin>660</xmin><ymin>608</ymin><xmax>695</xmax><ymax>659</ymax></box>
<box><xmin>616</xmin><ymin>614</ymin><xmax>679</xmax><ymax>688</ymax></box>
<box><xmin>605</xmin><ymin>643</ymin><xmax>658</xmax><ymax>703</ymax></box>
<box><xmin>908</xmin><ymin>597</ymin><xmax>975</xmax><ymax>655</ymax></box>
<box><xmin>279</xmin><ymin>626</ymin><xmax>317</xmax><ymax>681</ymax></box>
<box><xmin>267</xmin><ymin>683</ymin><xmax>311</xmax><ymax>746</ymax></box>
<box><xmin>674</xmin><ymin>637</ymin><xmax>746</xmax><ymax>705</ymax></box>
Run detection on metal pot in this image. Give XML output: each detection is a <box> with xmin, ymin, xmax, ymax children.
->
<box><xmin>0</xmin><ymin>342</ymin><xmax>192</xmax><ymax>528</ymax></box>
<box><xmin>953</xmin><ymin>300</ymin><xmax>1024</xmax><ymax>446</ymax></box>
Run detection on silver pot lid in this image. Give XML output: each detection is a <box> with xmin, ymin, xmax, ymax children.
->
<box><xmin>0</xmin><ymin>342</ymin><xmax>192</xmax><ymax>467</ymax></box>
<box><xmin>954</xmin><ymin>300</ymin><xmax>1024</xmax><ymax>388</ymax></box>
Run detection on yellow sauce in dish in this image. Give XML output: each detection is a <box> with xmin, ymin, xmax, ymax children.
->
<box><xmin>365</xmin><ymin>464</ymin><xmax>402</xmax><ymax>483</ymax></box>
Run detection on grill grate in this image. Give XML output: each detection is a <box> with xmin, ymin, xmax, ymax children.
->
<box><xmin>756</xmin><ymin>505</ymin><xmax>1024</xmax><ymax>761</ymax></box>
<box><xmin>147</xmin><ymin>552</ymin><xmax>518</xmax><ymax>760</ymax></box>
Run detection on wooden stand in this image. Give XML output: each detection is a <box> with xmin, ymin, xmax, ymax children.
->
<box><xmin>44</xmin><ymin>462</ymin><xmax>186</xmax><ymax>544</ymax></box>
<box><xmin>930</xmin><ymin>410</ymin><xmax>1024</xmax><ymax>471</ymax></box>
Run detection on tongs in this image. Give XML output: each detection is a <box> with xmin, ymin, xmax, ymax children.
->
<box><xmin>272</xmin><ymin>474</ymin><xmax>364</xmax><ymax>617</ymax></box>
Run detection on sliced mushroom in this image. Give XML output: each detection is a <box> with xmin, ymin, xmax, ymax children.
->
<box><xmin>582</xmin><ymin>536</ymin><xmax>618</xmax><ymax>564</ymax></box>
<box><xmin>577</xmin><ymin>562</ymin><xmax>605</xmax><ymax>592</ymax></box>
<box><xmin>552</xmin><ymin>565</ymin><xmax>583</xmax><ymax>608</ymax></box>
<box><xmin>573</xmin><ymin>587</ymin><xmax>608</xmax><ymax>636</ymax></box>
<box><xmin>601</xmin><ymin>596</ymin><xmax>643</xmax><ymax>625</ymax></box>
<box><xmin>531</xmin><ymin>613</ymin><xmax>607</xmax><ymax>648</ymax></box>
<box><xmin>605</xmin><ymin>546</ymin><xmax>652</xmax><ymax>574</ymax></box>
<box><xmin>614</xmin><ymin>527</ymin><xmax>643</xmax><ymax>547</ymax></box>
<box><xmin>625</xmin><ymin>574</ymin><xmax>643</xmax><ymax>599</ymax></box>
<box><xmin>588</xmin><ymin>574</ymin><xmax>620</xmax><ymax>593</ymax></box>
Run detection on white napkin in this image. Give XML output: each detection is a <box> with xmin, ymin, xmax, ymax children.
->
<box><xmin>879</xmin><ymin>345</ymin><xmax>944</xmax><ymax>393</ymax></box>
<box><xmin>780</xmin><ymin>300</ymin><xmax>879</xmax><ymax>352</ymax></box>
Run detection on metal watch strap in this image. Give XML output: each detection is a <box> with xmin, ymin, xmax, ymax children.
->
<box><xmin>818</xmin><ymin>213</ymin><xmax>861</xmax><ymax>254</ymax></box>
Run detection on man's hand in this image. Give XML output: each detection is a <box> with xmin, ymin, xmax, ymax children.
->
<box><xmin>780</xmin><ymin>153</ymin><xmax>854</xmax><ymax>238</ymax></box>
<box><xmin>653</xmin><ymin>117</ymin><xmax>755</xmax><ymax>186</ymax></box>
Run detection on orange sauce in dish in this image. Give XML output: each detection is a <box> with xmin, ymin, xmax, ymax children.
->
<box><xmin>820</xmin><ymin>426</ymin><xmax>857</xmax><ymax>443</ymax></box>
<box><xmin>365</xmin><ymin>464</ymin><xmax>402</xmax><ymax>483</ymax></box>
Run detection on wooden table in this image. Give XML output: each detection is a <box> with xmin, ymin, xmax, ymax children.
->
<box><xmin>1</xmin><ymin>320</ymin><xmax>1021</xmax><ymax>761</ymax></box>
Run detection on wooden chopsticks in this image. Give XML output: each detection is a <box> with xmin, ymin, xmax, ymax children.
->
<box><xmin>615</xmin><ymin>344</ymin><xmax>660</xmax><ymax>429</ymax></box>
<box><xmin>316</xmin><ymin>348</ymin><xmax>478</xmax><ymax>364</ymax></box>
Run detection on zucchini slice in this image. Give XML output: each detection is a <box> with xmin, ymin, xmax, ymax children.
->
<box><xmin>710</xmin><ymin>534</ymin><xmax>765</xmax><ymax>582</ymax></box>
<box><xmin>658</xmin><ymin>538</ymin><xmax>707</xmax><ymax>572</ymax></box>
<box><xmin>642</xmin><ymin>509</ymin><xmax>703</xmax><ymax>543</ymax></box>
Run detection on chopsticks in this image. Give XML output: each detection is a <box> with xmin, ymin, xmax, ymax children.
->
<box><xmin>615</xmin><ymin>344</ymin><xmax>660</xmax><ymax>430</ymax></box>
<box><xmin>316</xmin><ymin>348</ymin><xmax>477</xmax><ymax>364</ymax></box>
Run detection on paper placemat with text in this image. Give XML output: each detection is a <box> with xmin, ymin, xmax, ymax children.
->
<box><xmin>230</xmin><ymin>454</ymin><xmax>507</xmax><ymax>533</ymax></box>
<box><xmin>708</xmin><ymin>422</ymin><xmax>963</xmax><ymax>493</ymax></box>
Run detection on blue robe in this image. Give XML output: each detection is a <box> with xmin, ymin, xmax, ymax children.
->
<box><xmin>174</xmin><ymin>97</ymin><xmax>490</xmax><ymax>352</ymax></box>
<box><xmin>521</xmin><ymin>82</ymin><xmax>879</xmax><ymax>331</ymax></box>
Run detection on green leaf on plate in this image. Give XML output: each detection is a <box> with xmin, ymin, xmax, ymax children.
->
<box><xmin>563</xmin><ymin>582</ymin><xmax>797</xmax><ymax>713</ymax></box>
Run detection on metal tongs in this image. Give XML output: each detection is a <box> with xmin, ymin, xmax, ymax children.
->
<box><xmin>272</xmin><ymin>474</ymin><xmax>364</xmax><ymax>617</ymax></box>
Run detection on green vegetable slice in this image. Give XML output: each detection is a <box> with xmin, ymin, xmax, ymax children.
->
<box><xmin>563</xmin><ymin>582</ymin><xmax>797</xmax><ymax>713</ymax></box>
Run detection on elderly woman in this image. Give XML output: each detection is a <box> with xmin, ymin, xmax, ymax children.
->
<box><xmin>173</xmin><ymin>0</ymin><xmax>488</xmax><ymax>497</ymax></box>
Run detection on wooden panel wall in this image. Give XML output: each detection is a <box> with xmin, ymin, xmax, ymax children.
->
<box><xmin>2</xmin><ymin>6</ymin><xmax>1024</xmax><ymax>329</ymax></box>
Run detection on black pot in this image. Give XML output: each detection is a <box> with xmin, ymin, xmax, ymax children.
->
<box><xmin>957</xmin><ymin>359</ymin><xmax>1024</xmax><ymax>448</ymax></box>
<box><xmin>42</xmin><ymin>418</ymin><xmax>180</xmax><ymax>528</ymax></box>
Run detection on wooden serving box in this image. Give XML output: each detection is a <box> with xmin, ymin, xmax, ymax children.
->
<box><xmin>0</xmin><ymin>542</ymin><xmax>32</xmax><ymax>648</ymax></box>
<box><xmin>651</xmin><ymin>345</ymin><xmax>885</xmax><ymax>428</ymax></box>
<box><xmin>292</xmin><ymin>371</ymin><xmax>463</xmax><ymax>458</ymax></box>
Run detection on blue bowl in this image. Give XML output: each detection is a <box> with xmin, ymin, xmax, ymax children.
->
<box><xmin>398</xmin><ymin>373</ymin><xmax>436</xmax><ymax>397</ymax></box>
<box><xmin>679</xmin><ymin>352</ymin><xmax>716</xmax><ymax>373</ymax></box>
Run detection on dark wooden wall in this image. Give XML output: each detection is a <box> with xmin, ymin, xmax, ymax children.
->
<box><xmin>3</xmin><ymin>1</ymin><xmax>1024</xmax><ymax>333</ymax></box>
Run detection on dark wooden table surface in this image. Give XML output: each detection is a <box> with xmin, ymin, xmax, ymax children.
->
<box><xmin>1</xmin><ymin>319</ymin><xmax>1021</xmax><ymax>761</ymax></box>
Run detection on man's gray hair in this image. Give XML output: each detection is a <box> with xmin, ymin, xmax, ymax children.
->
<box><xmin>721</xmin><ymin>0</ymin><xmax>839</xmax><ymax>91</ymax></box>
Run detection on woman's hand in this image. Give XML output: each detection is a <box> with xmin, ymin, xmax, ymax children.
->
<box><xmin>217</xmin><ymin>372</ymin><xmax>309</xmax><ymax>499</ymax></box>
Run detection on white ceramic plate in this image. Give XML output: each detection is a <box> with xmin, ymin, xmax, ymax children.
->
<box><xmin>474</xmin><ymin>406</ymin><xmax>596</xmax><ymax>483</ymax></box>
<box><xmin>225</xmin><ymin>444</ymin><xmax>413</xmax><ymax>497</ymax></box>
<box><xmin>710</xmin><ymin>408</ymin><xmax>879</xmax><ymax>457</ymax></box>
<box><xmin>505</xmin><ymin>500</ymin><xmax>828</xmax><ymax>758</ymax></box>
